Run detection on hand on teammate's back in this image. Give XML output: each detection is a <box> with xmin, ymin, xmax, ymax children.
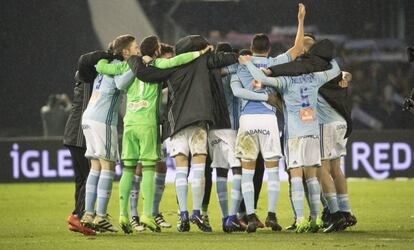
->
<box><xmin>339</xmin><ymin>80</ymin><xmax>349</xmax><ymax>88</ymax></box>
<box><xmin>202</xmin><ymin>45</ymin><xmax>214</xmax><ymax>54</ymax></box>
<box><xmin>142</xmin><ymin>55</ymin><xmax>152</xmax><ymax>64</ymax></box>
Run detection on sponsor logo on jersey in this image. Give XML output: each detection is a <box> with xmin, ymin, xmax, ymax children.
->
<box><xmin>247</xmin><ymin>129</ymin><xmax>270</xmax><ymax>136</ymax></box>
<box><xmin>127</xmin><ymin>100</ymin><xmax>149</xmax><ymax>111</ymax></box>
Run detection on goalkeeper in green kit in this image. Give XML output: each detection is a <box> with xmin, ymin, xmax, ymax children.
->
<box><xmin>97</xmin><ymin>35</ymin><xmax>212</xmax><ymax>233</ymax></box>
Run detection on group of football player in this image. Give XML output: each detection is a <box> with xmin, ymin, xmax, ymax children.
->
<box><xmin>64</xmin><ymin>3</ymin><xmax>357</xmax><ymax>236</ymax></box>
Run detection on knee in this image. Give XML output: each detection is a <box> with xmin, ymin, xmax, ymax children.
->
<box><xmin>241</xmin><ymin>160</ymin><xmax>256</xmax><ymax>170</ymax></box>
<box><xmin>175</xmin><ymin>154</ymin><xmax>188</xmax><ymax>167</ymax></box>
<box><xmin>192</xmin><ymin>154</ymin><xmax>207</xmax><ymax>164</ymax></box>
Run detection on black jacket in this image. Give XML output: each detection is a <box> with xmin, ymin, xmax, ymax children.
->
<box><xmin>268</xmin><ymin>39</ymin><xmax>352</xmax><ymax>138</ymax></box>
<box><xmin>63</xmin><ymin>50</ymin><xmax>110</xmax><ymax>147</ymax></box>
<box><xmin>167</xmin><ymin>35</ymin><xmax>238</xmax><ymax>137</ymax></box>
<box><xmin>127</xmin><ymin>36</ymin><xmax>238</xmax><ymax>139</ymax></box>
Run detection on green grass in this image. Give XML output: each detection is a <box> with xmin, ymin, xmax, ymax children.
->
<box><xmin>0</xmin><ymin>180</ymin><xmax>413</xmax><ymax>249</ymax></box>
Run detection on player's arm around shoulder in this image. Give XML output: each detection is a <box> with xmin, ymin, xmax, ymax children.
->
<box><xmin>113</xmin><ymin>69</ymin><xmax>135</xmax><ymax>90</ymax></box>
<box><xmin>154</xmin><ymin>45</ymin><xmax>213</xmax><ymax>69</ymax></box>
<box><xmin>314</xmin><ymin>59</ymin><xmax>341</xmax><ymax>86</ymax></box>
<box><xmin>230</xmin><ymin>74</ymin><xmax>268</xmax><ymax>101</ymax></box>
<box><xmin>240</xmin><ymin>56</ymin><xmax>288</xmax><ymax>90</ymax></box>
<box><xmin>96</xmin><ymin>59</ymin><xmax>129</xmax><ymax>75</ymax></box>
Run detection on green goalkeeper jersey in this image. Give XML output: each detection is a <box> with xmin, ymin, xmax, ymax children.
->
<box><xmin>124</xmin><ymin>51</ymin><xmax>202</xmax><ymax>126</ymax></box>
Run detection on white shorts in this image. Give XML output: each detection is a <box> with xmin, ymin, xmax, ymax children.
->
<box><xmin>208</xmin><ymin>129</ymin><xmax>241</xmax><ymax>169</ymax></box>
<box><xmin>286</xmin><ymin>135</ymin><xmax>321</xmax><ymax>169</ymax></box>
<box><xmin>82</xmin><ymin>119</ymin><xmax>118</xmax><ymax>162</ymax></box>
<box><xmin>235</xmin><ymin>114</ymin><xmax>282</xmax><ymax>161</ymax></box>
<box><xmin>319</xmin><ymin>122</ymin><xmax>348</xmax><ymax>160</ymax></box>
<box><xmin>170</xmin><ymin>123</ymin><xmax>208</xmax><ymax>157</ymax></box>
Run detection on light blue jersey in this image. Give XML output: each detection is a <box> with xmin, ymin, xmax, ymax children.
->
<box><xmin>236</xmin><ymin>53</ymin><xmax>291</xmax><ymax>115</ymax></box>
<box><xmin>317</xmin><ymin>94</ymin><xmax>345</xmax><ymax>124</ymax></box>
<box><xmin>82</xmin><ymin>60</ymin><xmax>135</xmax><ymax>126</ymax></box>
<box><xmin>245</xmin><ymin>60</ymin><xmax>341</xmax><ymax>138</ymax></box>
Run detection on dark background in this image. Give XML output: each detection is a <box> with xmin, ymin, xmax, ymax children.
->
<box><xmin>1</xmin><ymin>0</ymin><xmax>413</xmax><ymax>137</ymax></box>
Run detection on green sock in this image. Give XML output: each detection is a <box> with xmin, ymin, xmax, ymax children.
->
<box><xmin>141</xmin><ymin>166</ymin><xmax>155</xmax><ymax>217</ymax></box>
<box><xmin>119</xmin><ymin>166</ymin><xmax>135</xmax><ymax>217</ymax></box>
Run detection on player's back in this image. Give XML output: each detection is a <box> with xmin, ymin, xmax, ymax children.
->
<box><xmin>237</xmin><ymin>54</ymin><xmax>290</xmax><ymax>114</ymax></box>
<box><xmin>282</xmin><ymin>73</ymin><xmax>324</xmax><ymax>139</ymax></box>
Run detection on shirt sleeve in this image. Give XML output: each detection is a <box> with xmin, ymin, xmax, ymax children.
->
<box><xmin>313</xmin><ymin>59</ymin><xmax>341</xmax><ymax>87</ymax></box>
<box><xmin>114</xmin><ymin>69</ymin><xmax>135</xmax><ymax>90</ymax></box>
<box><xmin>127</xmin><ymin>55</ymin><xmax>176</xmax><ymax>83</ymax></box>
<box><xmin>245</xmin><ymin>61</ymin><xmax>289</xmax><ymax>90</ymax></box>
<box><xmin>154</xmin><ymin>51</ymin><xmax>201</xmax><ymax>69</ymax></box>
<box><xmin>230</xmin><ymin>74</ymin><xmax>268</xmax><ymax>101</ymax></box>
<box><xmin>207</xmin><ymin>52</ymin><xmax>239</xmax><ymax>69</ymax></box>
<box><xmin>95</xmin><ymin>59</ymin><xmax>129</xmax><ymax>75</ymax></box>
<box><xmin>268</xmin><ymin>52</ymin><xmax>292</xmax><ymax>66</ymax></box>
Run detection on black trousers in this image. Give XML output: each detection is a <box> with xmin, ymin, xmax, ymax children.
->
<box><xmin>67</xmin><ymin>146</ymin><xmax>90</xmax><ymax>217</ymax></box>
<box><xmin>239</xmin><ymin>153</ymin><xmax>265</xmax><ymax>213</ymax></box>
<box><xmin>202</xmin><ymin>155</ymin><xmax>213</xmax><ymax>209</ymax></box>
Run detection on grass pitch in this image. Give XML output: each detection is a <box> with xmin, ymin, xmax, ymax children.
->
<box><xmin>0</xmin><ymin>180</ymin><xmax>413</xmax><ymax>249</ymax></box>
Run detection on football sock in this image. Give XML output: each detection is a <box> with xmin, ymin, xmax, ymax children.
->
<box><xmin>229</xmin><ymin>174</ymin><xmax>242</xmax><ymax>216</ymax></box>
<box><xmin>291</xmin><ymin>177</ymin><xmax>304</xmax><ymax>224</ymax></box>
<box><xmin>338</xmin><ymin>193</ymin><xmax>352</xmax><ymax>213</ymax></box>
<box><xmin>266</xmin><ymin>167</ymin><xmax>280</xmax><ymax>213</ymax></box>
<box><xmin>324</xmin><ymin>192</ymin><xmax>340</xmax><ymax>214</ymax></box>
<box><xmin>241</xmin><ymin>168</ymin><xmax>255</xmax><ymax>215</ymax></box>
<box><xmin>216</xmin><ymin>176</ymin><xmax>229</xmax><ymax>218</ymax></box>
<box><xmin>141</xmin><ymin>166</ymin><xmax>155</xmax><ymax>217</ymax></box>
<box><xmin>306</xmin><ymin>177</ymin><xmax>321</xmax><ymax>221</ymax></box>
<box><xmin>191</xmin><ymin>163</ymin><xmax>205</xmax><ymax>211</ymax></box>
<box><xmin>96</xmin><ymin>169</ymin><xmax>115</xmax><ymax>216</ymax></box>
<box><xmin>153</xmin><ymin>172</ymin><xmax>166</xmax><ymax>216</ymax></box>
<box><xmin>85</xmin><ymin>169</ymin><xmax>100</xmax><ymax>214</ymax></box>
<box><xmin>119</xmin><ymin>166</ymin><xmax>135</xmax><ymax>217</ymax></box>
<box><xmin>130</xmin><ymin>174</ymin><xmax>142</xmax><ymax>217</ymax></box>
<box><xmin>175</xmin><ymin>167</ymin><xmax>188</xmax><ymax>212</ymax></box>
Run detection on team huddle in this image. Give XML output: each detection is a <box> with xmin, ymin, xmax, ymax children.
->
<box><xmin>64</xmin><ymin>3</ymin><xmax>357</xmax><ymax>236</ymax></box>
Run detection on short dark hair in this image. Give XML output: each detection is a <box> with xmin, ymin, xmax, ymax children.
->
<box><xmin>304</xmin><ymin>33</ymin><xmax>316</xmax><ymax>41</ymax></box>
<box><xmin>239</xmin><ymin>48</ymin><xmax>253</xmax><ymax>56</ymax></box>
<box><xmin>251</xmin><ymin>33</ymin><xmax>270</xmax><ymax>54</ymax></box>
<box><xmin>160</xmin><ymin>43</ymin><xmax>174</xmax><ymax>56</ymax></box>
<box><xmin>140</xmin><ymin>35</ymin><xmax>160</xmax><ymax>57</ymax></box>
<box><xmin>216</xmin><ymin>42</ymin><xmax>233</xmax><ymax>53</ymax></box>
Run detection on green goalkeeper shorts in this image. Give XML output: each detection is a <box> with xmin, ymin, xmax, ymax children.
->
<box><xmin>122</xmin><ymin>124</ymin><xmax>159</xmax><ymax>166</ymax></box>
